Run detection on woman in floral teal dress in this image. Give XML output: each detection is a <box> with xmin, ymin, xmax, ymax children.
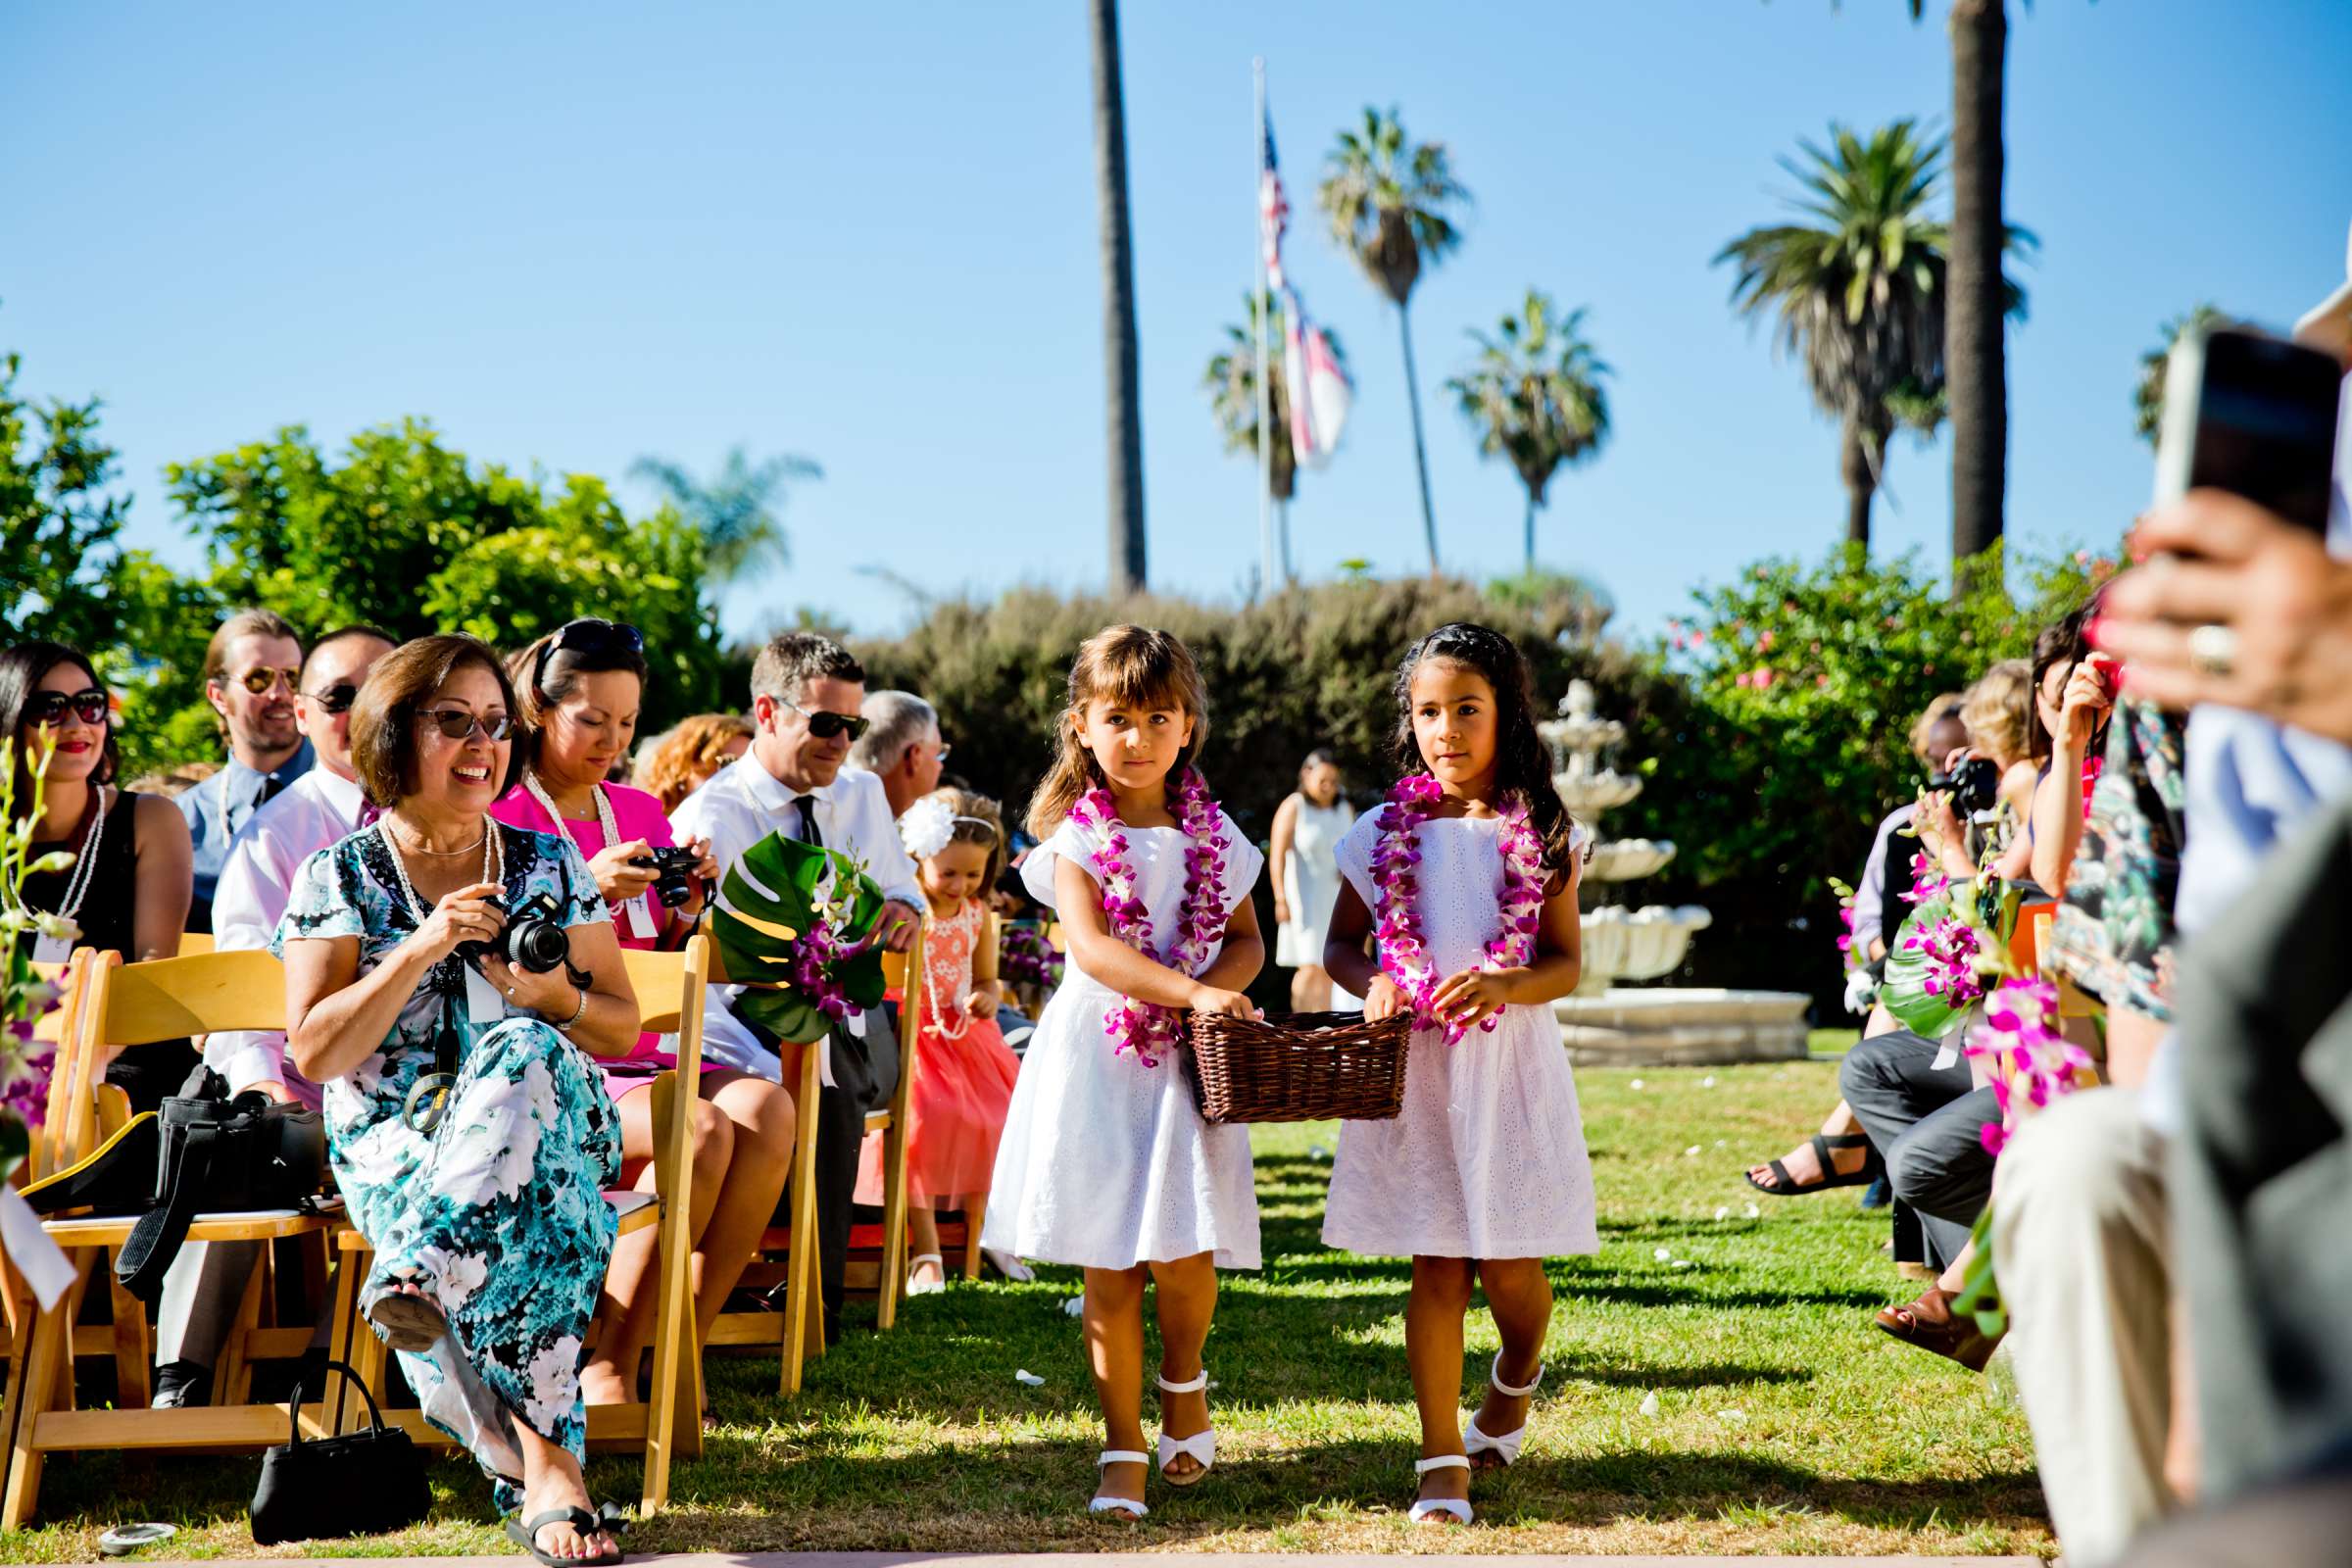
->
<box><xmin>279</xmin><ymin>636</ymin><xmax>640</xmax><ymax>1566</ymax></box>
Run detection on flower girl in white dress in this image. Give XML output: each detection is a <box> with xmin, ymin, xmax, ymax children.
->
<box><xmin>1320</xmin><ymin>622</ymin><xmax>1597</xmax><ymax>1527</ymax></box>
<box><xmin>983</xmin><ymin>625</ymin><xmax>1266</xmax><ymax>1522</ymax></box>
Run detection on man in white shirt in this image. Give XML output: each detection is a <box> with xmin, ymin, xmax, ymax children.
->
<box><xmin>846</xmin><ymin>690</ymin><xmax>947</xmax><ymax>819</ymax></box>
<box><xmin>151</xmin><ymin>624</ymin><xmax>395</xmax><ymax>1409</ymax></box>
<box><xmin>672</xmin><ymin>632</ymin><xmax>920</xmax><ymax>1333</ymax></box>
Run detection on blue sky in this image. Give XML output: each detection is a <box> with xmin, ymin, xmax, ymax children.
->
<box><xmin>7</xmin><ymin>1</ymin><xmax>2350</xmax><ymax>648</ymax></box>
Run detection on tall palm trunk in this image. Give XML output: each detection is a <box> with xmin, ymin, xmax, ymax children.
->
<box><xmin>1947</xmin><ymin>0</ymin><xmax>2007</xmax><ymax>582</ymax></box>
<box><xmin>1090</xmin><ymin>0</ymin><xmax>1146</xmax><ymax>593</ymax></box>
<box><xmin>1396</xmin><ymin>304</ymin><xmax>1441</xmax><ymax>576</ymax></box>
<box><xmin>1840</xmin><ymin>412</ymin><xmax>1877</xmax><ymax>551</ymax></box>
<box><xmin>1523</xmin><ymin>495</ymin><xmax>1537</xmax><ymax>570</ymax></box>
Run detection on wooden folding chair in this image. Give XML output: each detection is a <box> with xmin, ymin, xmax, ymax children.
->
<box><xmin>2</xmin><ymin>949</ymin><xmax>342</xmax><ymax>1530</ymax></box>
<box><xmin>705</xmin><ymin>1031</ymin><xmax>823</xmax><ymax>1394</ymax></box>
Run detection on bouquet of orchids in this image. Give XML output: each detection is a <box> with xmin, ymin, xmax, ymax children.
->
<box><xmin>708</xmin><ymin>830</ymin><xmax>894</xmax><ymax>1047</ymax></box>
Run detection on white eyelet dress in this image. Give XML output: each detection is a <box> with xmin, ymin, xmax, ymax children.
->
<box><xmin>982</xmin><ymin>810</ymin><xmax>1265</xmax><ymax>1271</ymax></box>
<box><xmin>1321</xmin><ymin>807</ymin><xmax>1599</xmax><ymax>1260</ymax></box>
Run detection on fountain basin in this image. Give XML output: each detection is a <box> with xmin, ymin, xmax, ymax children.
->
<box><xmin>1585</xmin><ymin>838</ymin><xmax>1675</xmax><ymax>882</ymax></box>
<box><xmin>1554</xmin><ymin>987</ymin><xmax>1812</xmax><ymax>1067</ymax></box>
<box><xmin>1553</xmin><ymin>770</ymin><xmax>1644</xmax><ymax>815</ymax></box>
<box><xmin>1578</xmin><ymin>904</ymin><xmax>1712</xmax><ymax>988</ymax></box>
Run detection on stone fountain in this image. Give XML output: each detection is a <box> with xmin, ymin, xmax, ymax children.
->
<box><xmin>1542</xmin><ymin>680</ymin><xmax>1808</xmax><ymax>1066</ymax></box>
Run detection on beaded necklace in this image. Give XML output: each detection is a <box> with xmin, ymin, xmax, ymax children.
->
<box><xmin>10</xmin><ymin>785</ymin><xmax>111</xmax><ymax>942</ymax></box>
<box><xmin>378</xmin><ymin>816</ymin><xmax>503</xmax><ymax>926</ymax></box>
<box><xmin>522</xmin><ymin>769</ymin><xmax>652</xmax><ymax>937</ymax></box>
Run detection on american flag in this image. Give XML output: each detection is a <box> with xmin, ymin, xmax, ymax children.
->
<box><xmin>1258</xmin><ymin>115</ymin><xmax>1288</xmax><ymax>291</ymax></box>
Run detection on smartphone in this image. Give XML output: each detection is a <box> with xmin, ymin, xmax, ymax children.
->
<box><xmin>2154</xmin><ymin>323</ymin><xmax>2342</xmax><ymax>534</ymax></box>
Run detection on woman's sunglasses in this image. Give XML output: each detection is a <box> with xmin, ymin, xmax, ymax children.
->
<box><xmin>24</xmin><ymin>689</ymin><xmax>109</xmax><ymax>728</ymax></box>
<box><xmin>533</xmin><ymin>619</ymin><xmax>644</xmax><ymax>692</ymax></box>
<box><xmin>416</xmin><ymin>709</ymin><xmax>514</xmax><ymax>743</ymax></box>
<box><xmin>784</xmin><ymin>700</ymin><xmax>869</xmax><ymax>743</ymax></box>
<box><xmin>303</xmin><ymin>683</ymin><xmax>360</xmax><ymax>715</ymax></box>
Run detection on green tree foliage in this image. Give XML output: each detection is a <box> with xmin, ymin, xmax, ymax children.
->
<box><xmin>149</xmin><ymin>421</ymin><xmax>729</xmax><ymax>766</ymax></box>
<box><xmin>628</xmin><ymin>446</ymin><xmax>820</xmax><ymax>584</ymax></box>
<box><xmin>1446</xmin><ymin>290</ymin><xmax>1612</xmax><ymax>568</ymax></box>
<box><xmin>1614</xmin><ymin>539</ymin><xmax>2112</xmax><ymax>1010</ymax></box>
<box><xmin>0</xmin><ymin>340</ymin><xmax>135</xmax><ymax>653</ymax></box>
<box><xmin>2133</xmin><ymin>303</ymin><xmax>2228</xmax><ymax>448</ymax></box>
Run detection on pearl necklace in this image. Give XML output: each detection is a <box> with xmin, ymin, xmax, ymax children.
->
<box><xmin>378</xmin><ymin>816</ymin><xmax>503</xmax><ymax>926</ymax></box>
<box><xmin>522</xmin><ymin>769</ymin><xmax>653</xmax><ymax>936</ymax></box>
<box><xmin>16</xmin><ymin>785</ymin><xmax>111</xmax><ymax>933</ymax></box>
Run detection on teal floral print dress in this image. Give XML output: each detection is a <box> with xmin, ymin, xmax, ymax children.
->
<box><xmin>274</xmin><ymin>822</ymin><xmax>620</xmax><ymax>1508</ymax></box>
<box><xmin>2051</xmin><ymin>699</ymin><xmax>2187</xmax><ymax>1022</ymax></box>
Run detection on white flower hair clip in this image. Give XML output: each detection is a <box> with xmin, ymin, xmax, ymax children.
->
<box><xmin>899</xmin><ymin>796</ymin><xmax>958</xmax><ymax>861</ymax></box>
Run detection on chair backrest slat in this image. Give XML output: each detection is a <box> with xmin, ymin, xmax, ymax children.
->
<box><xmin>100</xmin><ymin>949</ymin><xmax>285</xmax><ymax>1044</ymax></box>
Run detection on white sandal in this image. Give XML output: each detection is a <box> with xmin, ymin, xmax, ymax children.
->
<box><xmin>1462</xmin><ymin>1350</ymin><xmax>1543</xmax><ymax>1467</ymax></box>
<box><xmin>1408</xmin><ymin>1453</ymin><xmax>1473</xmax><ymax>1525</ymax></box>
<box><xmin>905</xmin><ymin>1252</ymin><xmax>947</xmax><ymax>1297</ymax></box>
<box><xmin>1154</xmin><ymin>1368</ymin><xmax>1215</xmax><ymax>1485</ymax></box>
<box><xmin>1089</xmin><ymin>1449</ymin><xmax>1150</xmax><ymax>1519</ymax></box>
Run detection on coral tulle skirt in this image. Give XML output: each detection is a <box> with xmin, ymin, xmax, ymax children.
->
<box><xmin>855</xmin><ymin>996</ymin><xmax>1021</xmax><ymax>1204</ymax></box>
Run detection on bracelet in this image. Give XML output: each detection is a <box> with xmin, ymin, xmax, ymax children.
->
<box><xmin>561</xmin><ymin>984</ymin><xmax>589</xmax><ymax>1031</ymax></box>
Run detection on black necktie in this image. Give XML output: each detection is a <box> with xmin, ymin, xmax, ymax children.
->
<box><xmin>794</xmin><ymin>794</ymin><xmax>824</xmax><ymax>849</ymax></box>
<box><xmin>260</xmin><ymin>772</ymin><xmax>289</xmax><ymax>808</ymax></box>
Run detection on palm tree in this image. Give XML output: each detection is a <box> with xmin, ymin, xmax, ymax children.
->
<box><xmin>629</xmin><ymin>446</ymin><xmax>820</xmax><ymax>582</ymax></box>
<box><xmin>1716</xmin><ymin>121</ymin><xmax>1957</xmax><ymax>552</ymax></box>
<box><xmin>1318</xmin><ymin>106</ymin><xmax>1467</xmax><ymax>576</ymax></box>
<box><xmin>2133</xmin><ymin>303</ymin><xmax>2228</xmax><ymax>447</ymax></box>
<box><xmin>1090</xmin><ymin>0</ymin><xmax>1147</xmax><ymax>594</ymax></box>
<box><xmin>1445</xmin><ymin>290</ymin><xmax>1611</xmax><ymax>568</ymax></box>
<box><xmin>1202</xmin><ymin>292</ymin><xmax>1347</xmax><ymax>577</ymax></box>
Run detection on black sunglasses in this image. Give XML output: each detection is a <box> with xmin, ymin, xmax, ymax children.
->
<box><xmin>24</xmin><ymin>689</ymin><xmax>109</xmax><ymax>728</ymax></box>
<box><xmin>416</xmin><ymin>709</ymin><xmax>514</xmax><ymax>743</ymax></box>
<box><xmin>784</xmin><ymin>700</ymin><xmax>869</xmax><ymax>743</ymax></box>
<box><xmin>532</xmin><ymin>619</ymin><xmax>644</xmax><ymax>693</ymax></box>
<box><xmin>303</xmin><ymin>682</ymin><xmax>360</xmax><ymax>715</ymax></box>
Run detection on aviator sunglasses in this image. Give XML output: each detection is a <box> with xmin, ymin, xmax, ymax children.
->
<box><xmin>24</xmin><ymin>688</ymin><xmax>110</xmax><ymax>728</ymax></box>
<box><xmin>235</xmin><ymin>666</ymin><xmax>301</xmax><ymax>696</ymax></box>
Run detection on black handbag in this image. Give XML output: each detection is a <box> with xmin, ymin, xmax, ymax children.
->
<box><xmin>112</xmin><ymin>1066</ymin><xmax>328</xmax><ymax>1305</ymax></box>
<box><xmin>250</xmin><ymin>1360</ymin><xmax>430</xmax><ymax>1544</ymax></box>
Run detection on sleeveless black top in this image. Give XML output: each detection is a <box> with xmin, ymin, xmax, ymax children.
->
<box><xmin>23</xmin><ymin>788</ymin><xmax>151</xmax><ymax>958</ymax></box>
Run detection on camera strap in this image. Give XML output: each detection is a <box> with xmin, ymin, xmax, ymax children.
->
<box><xmin>403</xmin><ymin>1016</ymin><xmax>466</xmax><ymax>1136</ymax></box>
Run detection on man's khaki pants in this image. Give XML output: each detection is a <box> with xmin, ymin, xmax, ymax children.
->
<box><xmin>1991</xmin><ymin>1086</ymin><xmax>2173</xmax><ymax>1567</ymax></box>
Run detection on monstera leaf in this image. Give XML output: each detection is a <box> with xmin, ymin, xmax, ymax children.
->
<box><xmin>1880</xmin><ymin>893</ymin><xmax>1966</xmax><ymax>1039</ymax></box>
<box><xmin>710</xmin><ymin>831</ymin><xmax>891</xmax><ymax>1047</ymax></box>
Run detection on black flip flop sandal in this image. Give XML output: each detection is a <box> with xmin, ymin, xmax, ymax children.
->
<box><xmin>505</xmin><ymin>1504</ymin><xmax>626</xmax><ymax>1567</ymax></box>
<box><xmin>1743</xmin><ymin>1133</ymin><xmax>1880</xmax><ymax>1197</ymax></box>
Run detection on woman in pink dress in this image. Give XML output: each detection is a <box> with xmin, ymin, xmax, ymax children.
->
<box><xmin>492</xmin><ymin>619</ymin><xmax>796</xmax><ymax>1406</ymax></box>
<box><xmin>856</xmin><ymin>788</ymin><xmax>1024</xmax><ymax>1294</ymax></box>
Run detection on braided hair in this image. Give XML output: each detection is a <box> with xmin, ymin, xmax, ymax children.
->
<box><xmin>1388</xmin><ymin>622</ymin><xmax>1581</xmax><ymax>876</ymax></box>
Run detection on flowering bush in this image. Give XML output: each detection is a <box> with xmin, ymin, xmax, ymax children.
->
<box><xmin>998</xmin><ymin>921</ymin><xmax>1063</xmax><ymax>992</ymax></box>
<box><xmin>0</xmin><ymin>739</ymin><xmax>71</xmax><ymax>1176</ymax></box>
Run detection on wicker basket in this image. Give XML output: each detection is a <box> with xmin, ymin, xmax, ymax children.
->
<box><xmin>1182</xmin><ymin>1009</ymin><xmax>1411</xmax><ymax>1124</ymax></box>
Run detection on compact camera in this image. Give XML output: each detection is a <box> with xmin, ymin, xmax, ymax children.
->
<box><xmin>456</xmin><ymin>891</ymin><xmax>571</xmax><ymax>973</ymax></box>
<box><xmin>1927</xmin><ymin>755</ymin><xmax>2003</xmax><ymax>818</ymax></box>
<box><xmin>631</xmin><ymin>846</ymin><xmax>703</xmax><ymax>910</ymax></box>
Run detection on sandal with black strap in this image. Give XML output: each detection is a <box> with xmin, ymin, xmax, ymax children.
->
<box><xmin>1744</xmin><ymin>1132</ymin><xmax>1879</xmax><ymax>1197</ymax></box>
<box><xmin>505</xmin><ymin>1502</ymin><xmax>626</xmax><ymax>1567</ymax></box>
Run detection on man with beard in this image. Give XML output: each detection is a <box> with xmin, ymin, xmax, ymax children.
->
<box><xmin>177</xmin><ymin>609</ymin><xmax>312</xmax><ymax>930</ymax></box>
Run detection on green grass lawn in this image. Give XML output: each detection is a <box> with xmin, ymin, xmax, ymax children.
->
<box><xmin>1</xmin><ymin>1060</ymin><xmax>2050</xmax><ymax>1560</ymax></box>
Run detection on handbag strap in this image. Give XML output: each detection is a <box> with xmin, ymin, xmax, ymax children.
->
<box><xmin>114</xmin><ymin>1121</ymin><xmax>219</xmax><ymax>1306</ymax></box>
<box><xmin>283</xmin><ymin>1358</ymin><xmax>391</xmax><ymax>1446</ymax></box>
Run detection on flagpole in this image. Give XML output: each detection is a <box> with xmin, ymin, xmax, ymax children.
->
<box><xmin>1253</xmin><ymin>56</ymin><xmax>1276</xmax><ymax>596</ymax></box>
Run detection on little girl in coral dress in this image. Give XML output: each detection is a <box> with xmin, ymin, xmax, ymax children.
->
<box><xmin>855</xmin><ymin>788</ymin><xmax>1025</xmax><ymax>1293</ymax></box>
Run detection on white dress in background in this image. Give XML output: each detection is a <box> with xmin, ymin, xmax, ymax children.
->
<box><xmin>1321</xmin><ymin>807</ymin><xmax>1599</xmax><ymax>1260</ymax></box>
<box><xmin>1275</xmin><ymin>795</ymin><xmax>1355</xmax><ymax>968</ymax></box>
<box><xmin>983</xmin><ymin>810</ymin><xmax>1266</xmax><ymax>1271</ymax></box>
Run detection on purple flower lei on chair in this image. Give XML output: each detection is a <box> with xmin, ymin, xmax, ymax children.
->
<box><xmin>1068</xmin><ymin>766</ymin><xmax>1231</xmax><ymax>1067</ymax></box>
<box><xmin>1369</xmin><ymin>773</ymin><xmax>1547</xmax><ymax>1044</ymax></box>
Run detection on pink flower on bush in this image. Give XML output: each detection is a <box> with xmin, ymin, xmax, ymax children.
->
<box><xmin>1758</xmin><ymin>630</ymin><xmax>1776</xmax><ymax>653</ymax></box>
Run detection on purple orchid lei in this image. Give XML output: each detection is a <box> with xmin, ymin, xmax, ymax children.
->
<box><xmin>1068</xmin><ymin>766</ymin><xmax>1230</xmax><ymax>1067</ymax></box>
<box><xmin>1896</xmin><ymin>849</ymin><xmax>1986</xmax><ymax>1009</ymax></box>
<box><xmin>1964</xmin><ymin>977</ymin><xmax>2094</xmax><ymax>1157</ymax></box>
<box><xmin>1369</xmin><ymin>773</ymin><xmax>1546</xmax><ymax>1045</ymax></box>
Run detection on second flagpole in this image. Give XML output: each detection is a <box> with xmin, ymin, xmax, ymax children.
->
<box><xmin>1253</xmin><ymin>56</ymin><xmax>1276</xmax><ymax>596</ymax></box>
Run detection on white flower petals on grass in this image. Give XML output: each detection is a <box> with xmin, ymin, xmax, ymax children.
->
<box><xmin>1653</xmin><ymin>1247</ymin><xmax>1674</xmax><ymax>1261</ymax></box>
<box><xmin>1714</xmin><ymin>1206</ymin><xmax>1731</xmax><ymax>1221</ymax></box>
<box><xmin>1638</xmin><ymin>1391</ymin><xmax>1660</xmax><ymax>1416</ymax></box>
<box><xmin>1744</xmin><ymin>1202</ymin><xmax>1761</xmax><ymax>1218</ymax></box>
<box><xmin>1063</xmin><ymin>1296</ymin><xmax>1085</xmax><ymax>1317</ymax></box>
<box><xmin>1684</xmin><ymin>1145</ymin><xmax>1701</xmax><ymax>1156</ymax></box>
<box><xmin>1702</xmin><ymin>1076</ymin><xmax>1717</xmax><ymax>1088</ymax></box>
<box><xmin>1719</xmin><ymin>1407</ymin><xmax>1746</xmax><ymax>1424</ymax></box>
<box><xmin>1015</xmin><ymin>1369</ymin><xmax>1046</xmax><ymax>1386</ymax></box>
<box><xmin>1630</xmin><ymin>1078</ymin><xmax>1644</xmax><ymax>1090</ymax></box>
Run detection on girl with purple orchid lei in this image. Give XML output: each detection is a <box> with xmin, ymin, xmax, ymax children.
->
<box><xmin>1067</xmin><ymin>766</ymin><xmax>1230</xmax><ymax>1066</ymax></box>
<box><xmin>1368</xmin><ymin>772</ymin><xmax>1547</xmax><ymax>1045</ymax></box>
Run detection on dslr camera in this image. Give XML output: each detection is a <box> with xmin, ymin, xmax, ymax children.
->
<box><xmin>1927</xmin><ymin>755</ymin><xmax>2003</xmax><ymax>818</ymax></box>
<box><xmin>630</xmin><ymin>846</ymin><xmax>703</xmax><ymax>910</ymax></box>
<box><xmin>456</xmin><ymin>892</ymin><xmax>571</xmax><ymax>973</ymax></box>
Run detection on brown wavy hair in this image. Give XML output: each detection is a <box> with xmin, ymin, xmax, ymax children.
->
<box><xmin>1026</xmin><ymin>625</ymin><xmax>1209</xmax><ymax>837</ymax></box>
<box><xmin>633</xmin><ymin>712</ymin><xmax>754</xmax><ymax>812</ymax></box>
